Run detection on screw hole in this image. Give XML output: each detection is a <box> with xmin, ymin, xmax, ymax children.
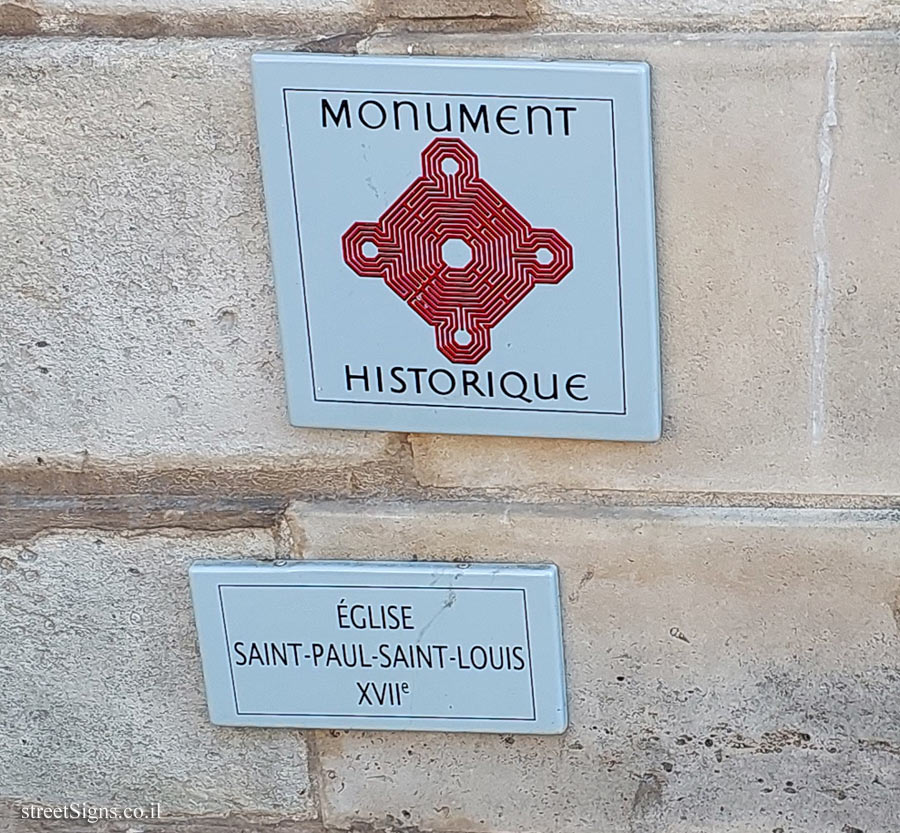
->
<box><xmin>441</xmin><ymin>157</ymin><xmax>459</xmax><ymax>175</ymax></box>
<box><xmin>361</xmin><ymin>241</ymin><xmax>378</xmax><ymax>258</ymax></box>
<box><xmin>536</xmin><ymin>247</ymin><xmax>553</xmax><ymax>265</ymax></box>
<box><xmin>454</xmin><ymin>328</ymin><xmax>472</xmax><ymax>345</ymax></box>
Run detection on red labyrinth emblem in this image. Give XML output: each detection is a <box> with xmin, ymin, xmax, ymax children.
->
<box><xmin>342</xmin><ymin>137</ymin><xmax>574</xmax><ymax>364</ymax></box>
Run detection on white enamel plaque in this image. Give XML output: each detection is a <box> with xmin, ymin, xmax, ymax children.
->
<box><xmin>190</xmin><ymin>561</ymin><xmax>567</xmax><ymax>734</ymax></box>
<box><xmin>253</xmin><ymin>53</ymin><xmax>660</xmax><ymax>440</ymax></box>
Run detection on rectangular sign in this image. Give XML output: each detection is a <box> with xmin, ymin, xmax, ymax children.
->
<box><xmin>252</xmin><ymin>53</ymin><xmax>661</xmax><ymax>441</ymax></box>
<box><xmin>190</xmin><ymin>560</ymin><xmax>567</xmax><ymax>733</ymax></box>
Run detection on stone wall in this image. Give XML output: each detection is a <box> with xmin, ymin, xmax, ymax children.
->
<box><xmin>1</xmin><ymin>3</ymin><xmax>899</xmax><ymax>831</ymax></box>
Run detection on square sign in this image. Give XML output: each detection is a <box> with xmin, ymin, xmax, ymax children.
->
<box><xmin>252</xmin><ymin>53</ymin><xmax>660</xmax><ymax>441</ymax></box>
<box><xmin>190</xmin><ymin>560</ymin><xmax>567</xmax><ymax>734</ymax></box>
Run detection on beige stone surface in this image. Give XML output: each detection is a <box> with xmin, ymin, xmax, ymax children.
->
<box><xmin>4</xmin><ymin>34</ymin><xmax>899</xmax><ymax>498</ymax></box>
<box><xmin>823</xmin><ymin>42</ymin><xmax>900</xmax><ymax>492</ymax></box>
<box><xmin>289</xmin><ymin>499</ymin><xmax>900</xmax><ymax>833</ymax></box>
<box><xmin>542</xmin><ymin>0</ymin><xmax>900</xmax><ymax>31</ymax></box>
<box><xmin>0</xmin><ymin>37</ymin><xmax>394</xmax><ymax>470</ymax></box>
<box><xmin>0</xmin><ymin>1</ymin><xmax>364</xmax><ymax>37</ymax></box>
<box><xmin>369</xmin><ymin>34</ymin><xmax>831</xmax><ymax>496</ymax></box>
<box><xmin>0</xmin><ymin>527</ymin><xmax>314</xmax><ymax>815</ymax></box>
<box><xmin>1</xmin><ymin>0</ymin><xmax>899</xmax><ymax>34</ymax></box>
<box><xmin>0</xmin><ymin>16</ymin><xmax>898</xmax><ymax>833</ymax></box>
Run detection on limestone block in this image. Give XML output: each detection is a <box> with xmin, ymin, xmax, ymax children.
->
<box><xmin>363</xmin><ymin>33</ymin><xmax>900</xmax><ymax>498</ymax></box>
<box><xmin>374</xmin><ymin>35</ymin><xmax>831</xmax><ymax>495</ymax></box>
<box><xmin>542</xmin><ymin>0</ymin><xmax>900</xmax><ymax>31</ymax></box>
<box><xmin>0</xmin><ymin>37</ymin><xmax>394</xmax><ymax>469</ymax></box>
<box><xmin>0</xmin><ymin>0</ymin><xmax>363</xmax><ymax>37</ymax></box>
<box><xmin>1</xmin><ymin>0</ymin><xmax>899</xmax><ymax>35</ymax></box>
<box><xmin>0</xmin><ymin>527</ymin><xmax>314</xmax><ymax>816</ymax></box>
<box><xmin>288</xmin><ymin>499</ymin><xmax>900</xmax><ymax>832</ymax></box>
<box><xmin>822</xmin><ymin>41</ymin><xmax>900</xmax><ymax>493</ymax></box>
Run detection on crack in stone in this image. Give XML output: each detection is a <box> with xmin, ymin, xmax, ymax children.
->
<box><xmin>810</xmin><ymin>46</ymin><xmax>838</xmax><ymax>445</ymax></box>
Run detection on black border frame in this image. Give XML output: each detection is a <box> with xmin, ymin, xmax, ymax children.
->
<box><xmin>282</xmin><ymin>87</ymin><xmax>627</xmax><ymax>417</ymax></box>
<box><xmin>218</xmin><ymin>583</ymin><xmax>539</xmax><ymax>722</ymax></box>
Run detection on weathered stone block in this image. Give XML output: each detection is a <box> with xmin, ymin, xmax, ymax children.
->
<box><xmin>0</xmin><ymin>0</ymin><xmax>364</xmax><ymax>38</ymax></box>
<box><xmin>0</xmin><ymin>528</ymin><xmax>314</xmax><ymax>815</ymax></box>
<box><xmin>288</xmin><ymin>499</ymin><xmax>900</xmax><ymax>833</ymax></box>
<box><xmin>361</xmin><ymin>33</ymin><xmax>900</xmax><ymax>498</ymax></box>
<box><xmin>822</xmin><ymin>41</ymin><xmax>900</xmax><ymax>494</ymax></box>
<box><xmin>0</xmin><ymin>38</ymin><xmax>394</xmax><ymax>471</ymax></box>
<box><xmin>541</xmin><ymin>0</ymin><xmax>900</xmax><ymax>32</ymax></box>
<box><xmin>5</xmin><ymin>35</ymin><xmax>898</xmax><ymax>498</ymax></box>
<box><xmin>375</xmin><ymin>0</ymin><xmax>533</xmax><ymax>22</ymax></box>
<box><xmin>2</xmin><ymin>0</ymin><xmax>899</xmax><ymax>35</ymax></box>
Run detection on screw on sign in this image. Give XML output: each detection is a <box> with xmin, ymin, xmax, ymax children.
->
<box><xmin>342</xmin><ymin>138</ymin><xmax>574</xmax><ymax>364</ymax></box>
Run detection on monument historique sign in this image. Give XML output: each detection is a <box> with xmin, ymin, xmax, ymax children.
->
<box><xmin>252</xmin><ymin>53</ymin><xmax>661</xmax><ymax>441</ymax></box>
